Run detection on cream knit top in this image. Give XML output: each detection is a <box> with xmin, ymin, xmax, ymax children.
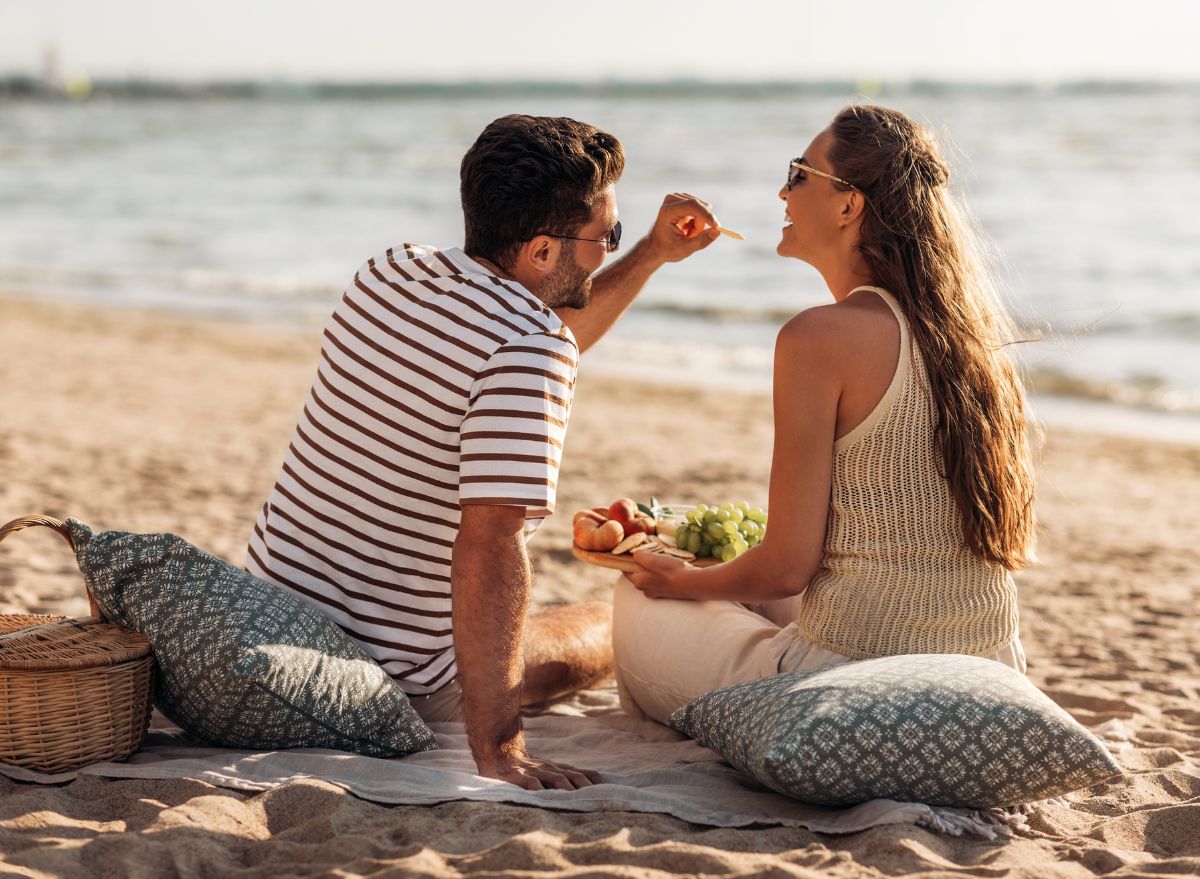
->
<box><xmin>795</xmin><ymin>287</ymin><xmax>1019</xmax><ymax>659</ymax></box>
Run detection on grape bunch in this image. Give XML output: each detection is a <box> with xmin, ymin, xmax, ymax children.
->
<box><xmin>672</xmin><ymin>502</ymin><xmax>767</xmax><ymax>562</ymax></box>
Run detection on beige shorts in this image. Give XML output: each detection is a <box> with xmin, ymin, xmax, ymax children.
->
<box><xmin>612</xmin><ymin>575</ymin><xmax>1027</xmax><ymax>725</ymax></box>
<box><xmin>408</xmin><ymin>679</ymin><xmax>465</xmax><ymax>724</ymax></box>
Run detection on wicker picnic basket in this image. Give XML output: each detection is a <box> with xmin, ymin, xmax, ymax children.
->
<box><xmin>0</xmin><ymin>515</ymin><xmax>154</xmax><ymax>773</ymax></box>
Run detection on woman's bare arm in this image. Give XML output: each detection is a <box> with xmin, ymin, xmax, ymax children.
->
<box><xmin>627</xmin><ymin>307</ymin><xmax>842</xmax><ymax>601</ymax></box>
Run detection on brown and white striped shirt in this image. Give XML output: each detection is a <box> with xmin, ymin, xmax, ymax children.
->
<box><xmin>246</xmin><ymin>244</ymin><xmax>578</xmax><ymax>694</ymax></box>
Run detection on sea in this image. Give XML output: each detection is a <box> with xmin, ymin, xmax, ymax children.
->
<box><xmin>3</xmin><ymin>80</ymin><xmax>1199</xmax><ymax>441</ymax></box>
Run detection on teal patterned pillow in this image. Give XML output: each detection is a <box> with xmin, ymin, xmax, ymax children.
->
<box><xmin>65</xmin><ymin>519</ymin><xmax>437</xmax><ymax>758</ymax></box>
<box><xmin>667</xmin><ymin>654</ymin><xmax>1121</xmax><ymax>808</ymax></box>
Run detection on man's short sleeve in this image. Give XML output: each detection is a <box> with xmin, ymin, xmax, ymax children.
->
<box><xmin>459</xmin><ymin>332</ymin><xmax>578</xmax><ymax>520</ymax></box>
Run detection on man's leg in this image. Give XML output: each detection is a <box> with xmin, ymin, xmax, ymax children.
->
<box><xmin>521</xmin><ymin>601</ymin><xmax>613</xmax><ymax>706</ymax></box>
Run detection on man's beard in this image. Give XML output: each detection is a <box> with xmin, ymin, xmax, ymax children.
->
<box><xmin>534</xmin><ymin>241</ymin><xmax>593</xmax><ymax>309</ymax></box>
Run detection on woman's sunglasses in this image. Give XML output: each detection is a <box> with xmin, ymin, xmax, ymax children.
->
<box><xmin>788</xmin><ymin>159</ymin><xmax>858</xmax><ymax>191</ymax></box>
<box><xmin>540</xmin><ymin>220</ymin><xmax>623</xmax><ymax>253</ymax></box>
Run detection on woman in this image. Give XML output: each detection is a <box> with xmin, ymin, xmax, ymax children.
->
<box><xmin>616</xmin><ymin>104</ymin><xmax>1037</xmax><ymax>723</ymax></box>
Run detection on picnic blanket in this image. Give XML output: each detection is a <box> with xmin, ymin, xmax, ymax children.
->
<box><xmin>0</xmin><ymin>686</ymin><xmax>1036</xmax><ymax>839</ymax></box>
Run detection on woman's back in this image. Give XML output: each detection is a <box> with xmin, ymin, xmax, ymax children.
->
<box><xmin>796</xmin><ymin>287</ymin><xmax>1020</xmax><ymax>659</ymax></box>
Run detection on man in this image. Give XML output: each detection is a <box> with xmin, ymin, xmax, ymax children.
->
<box><xmin>246</xmin><ymin>114</ymin><xmax>721</xmax><ymax>790</ymax></box>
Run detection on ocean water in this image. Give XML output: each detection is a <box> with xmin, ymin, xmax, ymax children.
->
<box><xmin>2</xmin><ymin>82</ymin><xmax>1199</xmax><ymax>433</ymax></box>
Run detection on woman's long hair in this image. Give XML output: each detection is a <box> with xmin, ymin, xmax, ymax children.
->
<box><xmin>827</xmin><ymin>104</ymin><xmax>1037</xmax><ymax>570</ymax></box>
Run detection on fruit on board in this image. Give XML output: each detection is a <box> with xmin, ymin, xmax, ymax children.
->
<box><xmin>672</xmin><ymin>501</ymin><xmax>768</xmax><ymax>562</ymax></box>
<box><xmin>573</xmin><ymin>517</ymin><xmax>624</xmax><ymax>552</ymax></box>
<box><xmin>606</xmin><ymin>498</ymin><xmax>655</xmax><ymax>535</ymax></box>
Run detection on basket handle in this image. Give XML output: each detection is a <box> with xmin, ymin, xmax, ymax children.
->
<box><xmin>0</xmin><ymin>515</ymin><xmax>101</xmax><ymax>620</ymax></box>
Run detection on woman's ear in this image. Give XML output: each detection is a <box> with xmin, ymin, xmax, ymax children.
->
<box><xmin>840</xmin><ymin>190</ymin><xmax>866</xmax><ymax>227</ymax></box>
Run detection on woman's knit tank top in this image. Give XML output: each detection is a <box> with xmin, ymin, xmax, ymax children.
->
<box><xmin>794</xmin><ymin>287</ymin><xmax>1019</xmax><ymax>659</ymax></box>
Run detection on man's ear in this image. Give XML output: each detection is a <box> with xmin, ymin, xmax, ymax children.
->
<box><xmin>516</xmin><ymin>236</ymin><xmax>558</xmax><ymax>279</ymax></box>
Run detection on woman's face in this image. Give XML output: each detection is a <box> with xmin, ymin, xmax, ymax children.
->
<box><xmin>776</xmin><ymin>128</ymin><xmax>846</xmax><ymax>262</ymax></box>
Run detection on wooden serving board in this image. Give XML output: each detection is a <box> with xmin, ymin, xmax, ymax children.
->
<box><xmin>571</xmin><ymin>544</ymin><xmax>721</xmax><ymax>573</ymax></box>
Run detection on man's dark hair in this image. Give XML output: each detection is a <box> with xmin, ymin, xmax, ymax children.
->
<box><xmin>461</xmin><ymin>114</ymin><xmax>625</xmax><ymax>269</ymax></box>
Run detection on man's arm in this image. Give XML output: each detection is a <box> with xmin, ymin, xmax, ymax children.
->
<box><xmin>451</xmin><ymin>503</ymin><xmax>601</xmax><ymax>790</ymax></box>
<box><xmin>555</xmin><ymin>192</ymin><xmax>723</xmax><ymax>353</ymax></box>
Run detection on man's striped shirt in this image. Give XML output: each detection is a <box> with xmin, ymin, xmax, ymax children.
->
<box><xmin>246</xmin><ymin>244</ymin><xmax>578</xmax><ymax>694</ymax></box>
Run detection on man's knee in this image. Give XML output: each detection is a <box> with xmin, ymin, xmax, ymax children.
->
<box><xmin>528</xmin><ymin>600</ymin><xmax>612</xmax><ymax>643</ymax></box>
<box><xmin>521</xmin><ymin>600</ymin><xmax>614</xmax><ymax>701</ymax></box>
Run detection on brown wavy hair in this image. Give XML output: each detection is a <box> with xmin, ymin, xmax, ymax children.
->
<box><xmin>827</xmin><ymin>104</ymin><xmax>1037</xmax><ymax>570</ymax></box>
<box><xmin>460</xmin><ymin>114</ymin><xmax>624</xmax><ymax>270</ymax></box>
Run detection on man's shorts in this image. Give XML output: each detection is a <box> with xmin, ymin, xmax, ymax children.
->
<box><xmin>409</xmin><ymin>679</ymin><xmax>465</xmax><ymax>723</ymax></box>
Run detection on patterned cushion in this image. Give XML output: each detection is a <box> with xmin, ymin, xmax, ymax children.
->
<box><xmin>667</xmin><ymin>654</ymin><xmax>1121</xmax><ymax>808</ymax></box>
<box><xmin>65</xmin><ymin>519</ymin><xmax>437</xmax><ymax>758</ymax></box>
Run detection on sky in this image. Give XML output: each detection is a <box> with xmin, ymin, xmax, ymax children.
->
<box><xmin>2</xmin><ymin>0</ymin><xmax>1199</xmax><ymax>83</ymax></box>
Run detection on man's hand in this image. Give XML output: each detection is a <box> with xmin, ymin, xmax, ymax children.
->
<box><xmin>557</xmin><ymin>191</ymin><xmax>725</xmax><ymax>353</ymax></box>
<box><xmin>643</xmin><ymin>192</ymin><xmax>723</xmax><ymax>265</ymax></box>
<box><xmin>452</xmin><ymin>505</ymin><xmax>604</xmax><ymax>790</ymax></box>
<box><xmin>475</xmin><ymin>739</ymin><xmax>604</xmax><ymax>791</ymax></box>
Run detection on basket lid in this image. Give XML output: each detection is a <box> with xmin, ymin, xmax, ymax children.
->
<box><xmin>0</xmin><ymin>617</ymin><xmax>153</xmax><ymax>671</ymax></box>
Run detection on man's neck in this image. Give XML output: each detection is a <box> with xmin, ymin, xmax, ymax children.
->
<box><xmin>468</xmin><ymin>253</ymin><xmax>517</xmax><ymax>282</ymax></box>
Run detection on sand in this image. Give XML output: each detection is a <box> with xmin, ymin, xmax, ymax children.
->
<box><xmin>1</xmin><ymin>293</ymin><xmax>1197</xmax><ymax>878</ymax></box>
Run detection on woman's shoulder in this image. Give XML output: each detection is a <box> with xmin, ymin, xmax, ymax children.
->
<box><xmin>779</xmin><ymin>294</ymin><xmax>899</xmax><ymax>363</ymax></box>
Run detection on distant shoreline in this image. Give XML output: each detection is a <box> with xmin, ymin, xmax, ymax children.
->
<box><xmin>3</xmin><ymin>75</ymin><xmax>1199</xmax><ymax>102</ymax></box>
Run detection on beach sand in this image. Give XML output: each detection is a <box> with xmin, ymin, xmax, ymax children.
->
<box><xmin>1</xmin><ymin>294</ymin><xmax>1197</xmax><ymax>878</ymax></box>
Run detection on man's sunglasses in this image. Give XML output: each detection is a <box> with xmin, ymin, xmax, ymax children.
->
<box><xmin>540</xmin><ymin>220</ymin><xmax>622</xmax><ymax>254</ymax></box>
<box><xmin>788</xmin><ymin>159</ymin><xmax>858</xmax><ymax>192</ymax></box>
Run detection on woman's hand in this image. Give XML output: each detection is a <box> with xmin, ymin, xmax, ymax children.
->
<box><xmin>626</xmin><ymin>551</ymin><xmax>692</xmax><ymax>599</ymax></box>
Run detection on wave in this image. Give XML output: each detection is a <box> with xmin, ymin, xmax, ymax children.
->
<box><xmin>6</xmin><ymin>261</ymin><xmax>1200</xmax><ymax>346</ymax></box>
<box><xmin>635</xmin><ymin>301</ymin><xmax>801</xmax><ymax>325</ymax></box>
<box><xmin>1025</xmin><ymin>368</ymin><xmax>1200</xmax><ymax>415</ymax></box>
<box><xmin>0</xmin><ymin>263</ymin><xmax>337</xmax><ymax>306</ymax></box>
<box><xmin>4</xmin><ymin>261</ymin><xmax>1198</xmax><ymax>417</ymax></box>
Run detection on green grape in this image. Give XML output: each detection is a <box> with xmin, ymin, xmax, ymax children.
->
<box><xmin>679</xmin><ymin>501</ymin><xmax>767</xmax><ymax>554</ymax></box>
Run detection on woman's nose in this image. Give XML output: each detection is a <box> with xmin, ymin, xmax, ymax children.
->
<box><xmin>778</xmin><ymin>186</ymin><xmax>788</xmax><ymax>201</ymax></box>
